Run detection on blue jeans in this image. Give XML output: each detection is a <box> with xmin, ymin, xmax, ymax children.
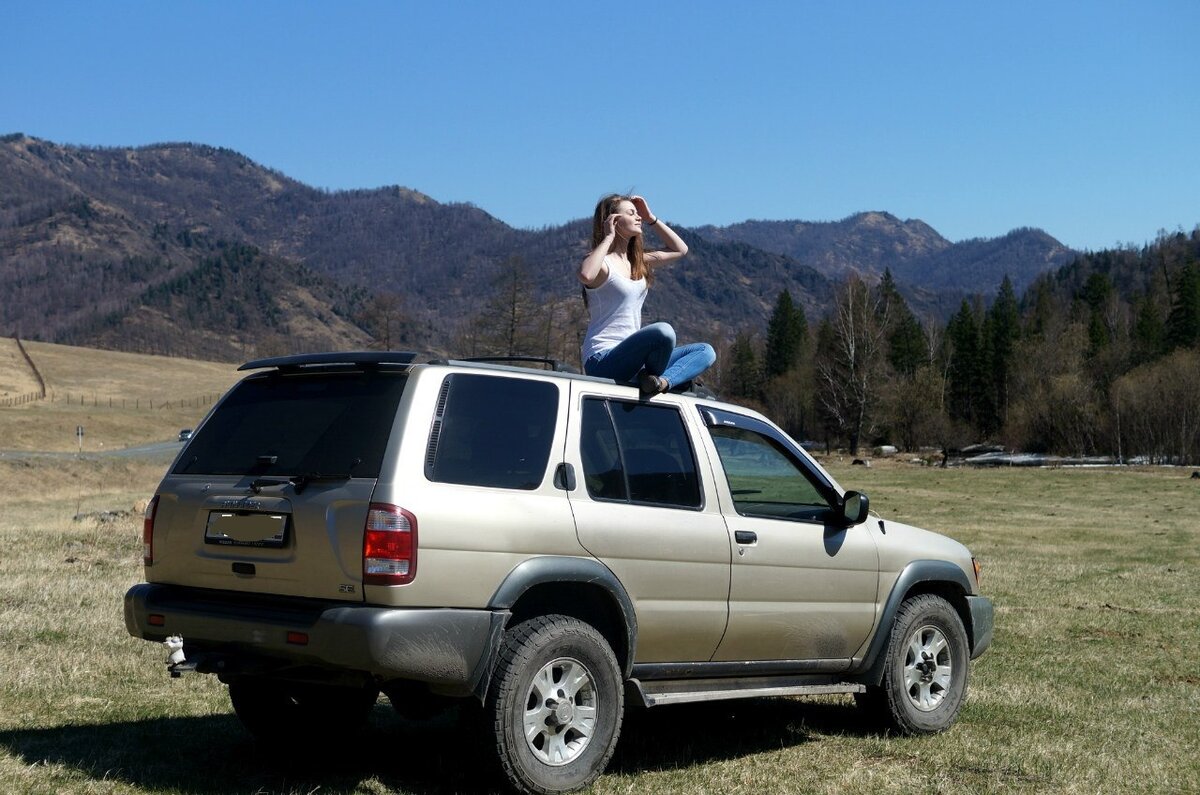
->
<box><xmin>584</xmin><ymin>322</ymin><xmax>716</xmax><ymax>389</ymax></box>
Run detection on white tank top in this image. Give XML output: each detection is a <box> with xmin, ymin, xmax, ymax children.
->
<box><xmin>581</xmin><ymin>259</ymin><xmax>647</xmax><ymax>362</ymax></box>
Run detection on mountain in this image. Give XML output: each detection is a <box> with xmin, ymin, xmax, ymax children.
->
<box><xmin>694</xmin><ymin>212</ymin><xmax>1075</xmax><ymax>294</ymax></box>
<box><xmin>0</xmin><ymin>135</ymin><xmax>837</xmax><ymax>357</ymax></box>
<box><xmin>0</xmin><ymin>134</ymin><xmax>1073</xmax><ymax>361</ymax></box>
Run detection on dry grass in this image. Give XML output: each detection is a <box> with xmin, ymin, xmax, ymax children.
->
<box><xmin>0</xmin><ymin>339</ymin><xmax>42</xmax><ymax>396</ymax></box>
<box><xmin>0</xmin><ymin>414</ymin><xmax>1197</xmax><ymax>791</ymax></box>
<box><xmin>0</xmin><ymin>339</ymin><xmax>241</xmax><ymax>451</ymax></box>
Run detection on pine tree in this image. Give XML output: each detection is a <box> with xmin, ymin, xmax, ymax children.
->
<box><xmin>1081</xmin><ymin>272</ymin><xmax>1115</xmax><ymax>354</ymax></box>
<box><xmin>726</xmin><ymin>331</ymin><xmax>763</xmax><ymax>400</ymax></box>
<box><xmin>1024</xmin><ymin>277</ymin><xmax>1056</xmax><ymax>340</ymax></box>
<box><xmin>1167</xmin><ymin>262</ymin><xmax>1200</xmax><ymax>350</ymax></box>
<box><xmin>1131</xmin><ymin>295</ymin><xmax>1166</xmax><ymax>364</ymax></box>
<box><xmin>946</xmin><ymin>300</ymin><xmax>983</xmax><ymax>428</ymax></box>
<box><xmin>764</xmin><ymin>290</ymin><xmax>808</xmax><ymax>378</ymax></box>
<box><xmin>877</xmin><ymin>272</ymin><xmax>926</xmax><ymax>379</ymax></box>
<box><xmin>985</xmin><ymin>276</ymin><xmax>1021</xmax><ymax>429</ymax></box>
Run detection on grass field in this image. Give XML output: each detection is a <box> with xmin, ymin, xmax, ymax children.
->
<box><xmin>0</xmin><ymin>343</ymin><xmax>1197</xmax><ymax>793</ymax></box>
<box><xmin>0</xmin><ymin>339</ymin><xmax>241</xmax><ymax>452</ymax></box>
<box><xmin>1</xmin><ymin>456</ymin><xmax>1196</xmax><ymax>794</ymax></box>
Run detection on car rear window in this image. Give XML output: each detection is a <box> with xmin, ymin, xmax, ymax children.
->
<box><xmin>174</xmin><ymin>370</ymin><xmax>409</xmax><ymax>478</ymax></box>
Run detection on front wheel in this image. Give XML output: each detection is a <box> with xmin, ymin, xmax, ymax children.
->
<box><xmin>487</xmin><ymin>615</ymin><xmax>623</xmax><ymax>794</ymax></box>
<box><xmin>861</xmin><ymin>594</ymin><xmax>970</xmax><ymax>735</ymax></box>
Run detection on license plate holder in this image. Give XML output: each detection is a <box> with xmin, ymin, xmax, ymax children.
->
<box><xmin>204</xmin><ymin>511</ymin><xmax>289</xmax><ymax>548</ymax></box>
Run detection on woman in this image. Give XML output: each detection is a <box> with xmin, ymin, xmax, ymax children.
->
<box><xmin>578</xmin><ymin>194</ymin><xmax>716</xmax><ymax>395</ymax></box>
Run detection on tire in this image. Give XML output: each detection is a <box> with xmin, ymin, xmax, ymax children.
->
<box><xmin>487</xmin><ymin>615</ymin><xmax>623</xmax><ymax>794</ymax></box>
<box><xmin>227</xmin><ymin>676</ymin><xmax>379</xmax><ymax>744</ymax></box>
<box><xmin>863</xmin><ymin>594</ymin><xmax>969</xmax><ymax>735</ymax></box>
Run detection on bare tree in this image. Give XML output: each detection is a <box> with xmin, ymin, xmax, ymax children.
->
<box><xmin>472</xmin><ymin>256</ymin><xmax>544</xmax><ymax>358</ymax></box>
<box><xmin>816</xmin><ymin>275</ymin><xmax>890</xmax><ymax>455</ymax></box>
<box><xmin>357</xmin><ymin>292</ymin><xmax>406</xmax><ymax>350</ymax></box>
<box><xmin>1111</xmin><ymin>349</ymin><xmax>1200</xmax><ymax>464</ymax></box>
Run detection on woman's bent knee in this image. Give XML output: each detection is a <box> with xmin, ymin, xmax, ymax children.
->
<box><xmin>643</xmin><ymin>322</ymin><xmax>677</xmax><ymax>347</ymax></box>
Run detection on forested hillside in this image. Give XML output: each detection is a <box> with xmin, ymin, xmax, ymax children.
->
<box><xmin>0</xmin><ymin>135</ymin><xmax>839</xmax><ymax>358</ymax></box>
<box><xmin>725</xmin><ymin>230</ymin><xmax>1200</xmax><ymax>464</ymax></box>
<box><xmin>1</xmin><ymin>135</ymin><xmax>1073</xmax><ymax>364</ymax></box>
<box><xmin>3</xmin><ymin>135</ymin><xmax>1193</xmax><ymax>460</ymax></box>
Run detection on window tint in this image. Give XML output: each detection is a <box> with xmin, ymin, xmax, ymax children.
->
<box><xmin>709</xmin><ymin>426</ymin><xmax>833</xmax><ymax>522</ymax></box>
<box><xmin>427</xmin><ymin>374</ymin><xmax>558</xmax><ymax>490</ymax></box>
<box><xmin>580</xmin><ymin>399</ymin><xmax>701</xmax><ymax>508</ymax></box>
<box><xmin>174</xmin><ymin>371</ymin><xmax>409</xmax><ymax>478</ymax></box>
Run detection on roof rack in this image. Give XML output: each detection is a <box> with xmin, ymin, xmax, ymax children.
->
<box><xmin>457</xmin><ymin>356</ymin><xmax>580</xmax><ymax>373</ymax></box>
<box><xmin>683</xmin><ymin>381</ymin><xmax>719</xmax><ymax>400</ymax></box>
<box><xmin>238</xmin><ymin>351</ymin><xmax>419</xmax><ymax>371</ymax></box>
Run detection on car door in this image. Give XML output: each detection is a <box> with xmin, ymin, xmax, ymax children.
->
<box><xmin>565</xmin><ymin>391</ymin><xmax>731</xmax><ymax>663</ymax></box>
<box><xmin>699</xmin><ymin>407</ymin><xmax>880</xmax><ymax>665</ymax></box>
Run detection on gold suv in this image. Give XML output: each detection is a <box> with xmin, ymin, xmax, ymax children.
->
<box><xmin>125</xmin><ymin>352</ymin><xmax>993</xmax><ymax>794</ymax></box>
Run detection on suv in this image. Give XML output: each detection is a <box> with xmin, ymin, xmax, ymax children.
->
<box><xmin>125</xmin><ymin>352</ymin><xmax>993</xmax><ymax>794</ymax></box>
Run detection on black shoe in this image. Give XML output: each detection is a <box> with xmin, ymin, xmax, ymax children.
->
<box><xmin>638</xmin><ymin>371</ymin><xmax>667</xmax><ymax>396</ymax></box>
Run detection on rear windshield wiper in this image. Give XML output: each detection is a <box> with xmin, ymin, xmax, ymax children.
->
<box><xmin>290</xmin><ymin>459</ymin><xmax>363</xmax><ymax>494</ymax></box>
<box><xmin>246</xmin><ymin>458</ymin><xmax>363</xmax><ymax>494</ymax></box>
<box><xmin>248</xmin><ymin>473</ymin><xmax>353</xmax><ymax>494</ymax></box>
<box><xmin>289</xmin><ymin>473</ymin><xmax>353</xmax><ymax>494</ymax></box>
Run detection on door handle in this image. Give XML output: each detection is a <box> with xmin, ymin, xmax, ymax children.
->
<box><xmin>554</xmin><ymin>463</ymin><xmax>576</xmax><ymax>491</ymax></box>
<box><xmin>734</xmin><ymin>530</ymin><xmax>757</xmax><ymax>545</ymax></box>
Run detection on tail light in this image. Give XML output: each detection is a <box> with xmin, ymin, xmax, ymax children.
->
<box><xmin>143</xmin><ymin>495</ymin><xmax>159</xmax><ymax>566</ymax></box>
<box><xmin>363</xmin><ymin>503</ymin><xmax>417</xmax><ymax>585</ymax></box>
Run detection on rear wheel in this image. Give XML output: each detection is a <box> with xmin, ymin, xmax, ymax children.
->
<box><xmin>227</xmin><ymin>676</ymin><xmax>378</xmax><ymax>743</ymax></box>
<box><xmin>861</xmin><ymin>594</ymin><xmax>969</xmax><ymax>735</ymax></box>
<box><xmin>487</xmin><ymin>615</ymin><xmax>623</xmax><ymax>794</ymax></box>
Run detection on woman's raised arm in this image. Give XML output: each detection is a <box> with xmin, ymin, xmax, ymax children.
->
<box><xmin>579</xmin><ymin>213</ymin><xmax>617</xmax><ymax>287</ymax></box>
<box><xmin>633</xmin><ymin>195</ymin><xmax>688</xmax><ymax>265</ymax></box>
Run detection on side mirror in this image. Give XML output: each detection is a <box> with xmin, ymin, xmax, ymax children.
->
<box><xmin>840</xmin><ymin>491</ymin><xmax>870</xmax><ymax>525</ymax></box>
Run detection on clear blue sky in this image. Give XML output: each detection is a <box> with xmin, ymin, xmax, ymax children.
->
<box><xmin>3</xmin><ymin>1</ymin><xmax>1196</xmax><ymax>251</ymax></box>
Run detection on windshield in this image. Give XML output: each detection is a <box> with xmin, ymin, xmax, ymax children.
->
<box><xmin>174</xmin><ymin>370</ymin><xmax>409</xmax><ymax>478</ymax></box>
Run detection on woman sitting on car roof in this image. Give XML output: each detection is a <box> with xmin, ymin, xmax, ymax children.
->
<box><xmin>578</xmin><ymin>194</ymin><xmax>716</xmax><ymax>396</ymax></box>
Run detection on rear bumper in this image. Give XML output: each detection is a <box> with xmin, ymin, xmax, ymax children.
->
<box><xmin>124</xmin><ymin>583</ymin><xmax>506</xmax><ymax>695</ymax></box>
<box><xmin>966</xmin><ymin>595</ymin><xmax>994</xmax><ymax>659</ymax></box>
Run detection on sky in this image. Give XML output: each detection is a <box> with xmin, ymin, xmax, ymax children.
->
<box><xmin>2</xmin><ymin>1</ymin><xmax>1197</xmax><ymax>252</ymax></box>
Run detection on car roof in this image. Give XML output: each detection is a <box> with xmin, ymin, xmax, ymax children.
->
<box><xmin>236</xmin><ymin>351</ymin><xmax>723</xmax><ymax>401</ymax></box>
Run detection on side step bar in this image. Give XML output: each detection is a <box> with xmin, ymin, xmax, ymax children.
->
<box><xmin>627</xmin><ymin>675</ymin><xmax>866</xmax><ymax>708</ymax></box>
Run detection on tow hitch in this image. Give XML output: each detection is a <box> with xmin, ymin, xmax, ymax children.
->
<box><xmin>164</xmin><ymin>635</ymin><xmax>196</xmax><ymax>677</ymax></box>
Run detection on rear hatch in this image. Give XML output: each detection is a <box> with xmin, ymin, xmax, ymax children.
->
<box><xmin>147</xmin><ymin>364</ymin><xmax>411</xmax><ymax>601</ymax></box>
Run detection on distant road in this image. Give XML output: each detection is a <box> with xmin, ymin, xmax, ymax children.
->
<box><xmin>0</xmin><ymin>440</ymin><xmax>184</xmax><ymax>462</ymax></box>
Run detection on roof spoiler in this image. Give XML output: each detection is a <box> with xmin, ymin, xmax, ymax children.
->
<box><xmin>238</xmin><ymin>351</ymin><xmax>419</xmax><ymax>371</ymax></box>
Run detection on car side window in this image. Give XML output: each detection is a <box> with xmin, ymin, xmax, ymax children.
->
<box><xmin>580</xmin><ymin>399</ymin><xmax>702</xmax><ymax>509</ymax></box>
<box><xmin>426</xmin><ymin>373</ymin><xmax>558</xmax><ymax>490</ymax></box>
<box><xmin>580</xmin><ymin>400</ymin><xmax>628</xmax><ymax>500</ymax></box>
<box><xmin>708</xmin><ymin>425</ymin><xmax>834</xmax><ymax>522</ymax></box>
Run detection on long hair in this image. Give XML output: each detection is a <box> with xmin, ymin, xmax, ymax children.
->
<box><xmin>592</xmin><ymin>194</ymin><xmax>651</xmax><ymax>286</ymax></box>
